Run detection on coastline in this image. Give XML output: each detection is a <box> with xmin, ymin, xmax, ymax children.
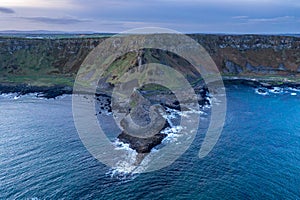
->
<box><xmin>1</xmin><ymin>75</ymin><xmax>300</xmax><ymax>99</ymax></box>
<box><xmin>222</xmin><ymin>75</ymin><xmax>300</xmax><ymax>89</ymax></box>
<box><xmin>0</xmin><ymin>82</ymin><xmax>72</xmax><ymax>99</ymax></box>
<box><xmin>2</xmin><ymin>75</ymin><xmax>299</xmax><ymax>170</ymax></box>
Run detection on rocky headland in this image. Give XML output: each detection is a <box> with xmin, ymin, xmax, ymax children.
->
<box><xmin>1</xmin><ymin>34</ymin><xmax>300</xmax><ymax>161</ymax></box>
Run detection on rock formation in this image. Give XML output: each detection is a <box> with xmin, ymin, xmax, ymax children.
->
<box><xmin>117</xmin><ymin>89</ymin><xmax>168</xmax><ymax>154</ymax></box>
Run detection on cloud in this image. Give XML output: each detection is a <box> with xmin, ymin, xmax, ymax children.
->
<box><xmin>153</xmin><ymin>0</ymin><xmax>299</xmax><ymax>4</ymax></box>
<box><xmin>0</xmin><ymin>0</ymin><xmax>299</xmax><ymax>33</ymax></box>
<box><xmin>0</xmin><ymin>0</ymin><xmax>75</xmax><ymax>9</ymax></box>
<box><xmin>232</xmin><ymin>16</ymin><xmax>296</xmax><ymax>23</ymax></box>
<box><xmin>22</xmin><ymin>16</ymin><xmax>91</xmax><ymax>24</ymax></box>
<box><xmin>232</xmin><ymin>16</ymin><xmax>249</xmax><ymax>19</ymax></box>
<box><xmin>0</xmin><ymin>7</ymin><xmax>15</xmax><ymax>14</ymax></box>
<box><xmin>232</xmin><ymin>16</ymin><xmax>297</xmax><ymax>24</ymax></box>
<box><xmin>247</xmin><ymin>16</ymin><xmax>295</xmax><ymax>23</ymax></box>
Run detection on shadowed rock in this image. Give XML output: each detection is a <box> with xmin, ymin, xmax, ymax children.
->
<box><xmin>118</xmin><ymin>131</ymin><xmax>167</xmax><ymax>154</ymax></box>
<box><xmin>117</xmin><ymin>90</ymin><xmax>168</xmax><ymax>153</ymax></box>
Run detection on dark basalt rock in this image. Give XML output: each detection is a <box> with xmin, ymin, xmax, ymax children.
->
<box><xmin>117</xmin><ymin>90</ymin><xmax>169</xmax><ymax>153</ymax></box>
<box><xmin>0</xmin><ymin>83</ymin><xmax>72</xmax><ymax>98</ymax></box>
<box><xmin>257</xmin><ymin>88</ymin><xmax>268</xmax><ymax>94</ymax></box>
<box><xmin>120</xmin><ymin>93</ymin><xmax>167</xmax><ymax>139</ymax></box>
<box><xmin>95</xmin><ymin>85</ymin><xmax>210</xmax><ymax>155</ymax></box>
<box><xmin>118</xmin><ymin>131</ymin><xmax>167</xmax><ymax>153</ymax></box>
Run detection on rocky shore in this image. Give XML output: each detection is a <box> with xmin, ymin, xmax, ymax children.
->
<box><xmin>2</xmin><ymin>74</ymin><xmax>300</xmax><ymax>165</ymax></box>
<box><xmin>0</xmin><ymin>83</ymin><xmax>72</xmax><ymax>98</ymax></box>
<box><xmin>223</xmin><ymin>77</ymin><xmax>300</xmax><ymax>89</ymax></box>
<box><xmin>2</xmin><ymin>77</ymin><xmax>300</xmax><ymax>98</ymax></box>
<box><xmin>1</xmin><ymin>33</ymin><xmax>300</xmax><ymax>165</ymax></box>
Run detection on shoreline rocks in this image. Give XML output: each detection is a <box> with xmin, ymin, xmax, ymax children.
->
<box><xmin>2</xmin><ymin>77</ymin><xmax>300</xmax><ymax>99</ymax></box>
<box><xmin>0</xmin><ymin>83</ymin><xmax>72</xmax><ymax>99</ymax></box>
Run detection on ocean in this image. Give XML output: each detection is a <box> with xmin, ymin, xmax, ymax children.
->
<box><xmin>0</xmin><ymin>82</ymin><xmax>300</xmax><ymax>199</ymax></box>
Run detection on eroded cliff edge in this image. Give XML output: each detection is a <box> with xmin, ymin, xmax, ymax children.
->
<box><xmin>1</xmin><ymin>34</ymin><xmax>300</xmax><ymax>87</ymax></box>
<box><xmin>192</xmin><ymin>34</ymin><xmax>300</xmax><ymax>78</ymax></box>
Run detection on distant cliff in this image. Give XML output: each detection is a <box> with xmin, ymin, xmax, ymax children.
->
<box><xmin>190</xmin><ymin>34</ymin><xmax>300</xmax><ymax>77</ymax></box>
<box><xmin>1</xmin><ymin>34</ymin><xmax>300</xmax><ymax>87</ymax></box>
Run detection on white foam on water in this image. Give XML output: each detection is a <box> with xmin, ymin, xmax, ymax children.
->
<box><xmin>1</xmin><ymin>92</ymin><xmax>71</xmax><ymax>100</ymax></box>
<box><xmin>108</xmin><ymin>102</ymin><xmax>208</xmax><ymax>178</ymax></box>
<box><xmin>98</xmin><ymin>110</ymin><xmax>113</xmax><ymax>116</ymax></box>
<box><xmin>161</xmin><ymin>126</ymin><xmax>183</xmax><ymax>143</ymax></box>
<box><xmin>180</xmin><ymin>110</ymin><xmax>204</xmax><ymax>117</ymax></box>
<box><xmin>23</xmin><ymin>93</ymin><xmax>40</xmax><ymax>99</ymax></box>
<box><xmin>254</xmin><ymin>86</ymin><xmax>300</xmax><ymax>97</ymax></box>
<box><xmin>114</xmin><ymin>139</ymin><xmax>134</xmax><ymax>151</ymax></box>
<box><xmin>54</xmin><ymin>94</ymin><xmax>71</xmax><ymax>99</ymax></box>
<box><xmin>203</xmin><ymin>104</ymin><xmax>211</xmax><ymax>109</ymax></box>
<box><xmin>162</xmin><ymin>103</ymin><xmax>210</xmax><ymax>144</ymax></box>
<box><xmin>109</xmin><ymin>108</ymin><xmax>183</xmax><ymax>176</ymax></box>
<box><xmin>163</xmin><ymin>107</ymin><xmax>180</xmax><ymax>127</ymax></box>
<box><xmin>255</xmin><ymin>88</ymin><xmax>269</xmax><ymax>96</ymax></box>
<box><xmin>0</xmin><ymin>92</ymin><xmax>18</xmax><ymax>98</ymax></box>
<box><xmin>202</xmin><ymin>96</ymin><xmax>212</xmax><ymax>109</ymax></box>
<box><xmin>13</xmin><ymin>95</ymin><xmax>21</xmax><ymax>100</ymax></box>
<box><xmin>269</xmin><ymin>87</ymin><xmax>283</xmax><ymax>94</ymax></box>
<box><xmin>206</xmin><ymin>96</ymin><xmax>212</xmax><ymax>105</ymax></box>
<box><xmin>288</xmin><ymin>87</ymin><xmax>300</xmax><ymax>92</ymax></box>
<box><xmin>109</xmin><ymin>140</ymin><xmax>146</xmax><ymax>177</ymax></box>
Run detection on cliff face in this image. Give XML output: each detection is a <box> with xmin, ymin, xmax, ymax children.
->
<box><xmin>190</xmin><ymin>35</ymin><xmax>300</xmax><ymax>77</ymax></box>
<box><xmin>0</xmin><ymin>34</ymin><xmax>300</xmax><ymax>86</ymax></box>
<box><xmin>0</xmin><ymin>38</ymin><xmax>103</xmax><ymax>85</ymax></box>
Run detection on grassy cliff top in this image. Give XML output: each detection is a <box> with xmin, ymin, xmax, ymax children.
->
<box><xmin>0</xmin><ymin>34</ymin><xmax>300</xmax><ymax>88</ymax></box>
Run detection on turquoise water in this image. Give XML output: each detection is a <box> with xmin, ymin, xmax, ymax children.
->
<box><xmin>0</xmin><ymin>83</ymin><xmax>300</xmax><ymax>199</ymax></box>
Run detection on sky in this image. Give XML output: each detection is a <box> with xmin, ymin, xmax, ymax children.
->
<box><xmin>0</xmin><ymin>0</ymin><xmax>299</xmax><ymax>34</ymax></box>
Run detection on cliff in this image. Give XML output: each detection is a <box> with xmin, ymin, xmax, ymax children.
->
<box><xmin>0</xmin><ymin>37</ymin><xmax>104</xmax><ymax>86</ymax></box>
<box><xmin>190</xmin><ymin>34</ymin><xmax>300</xmax><ymax>78</ymax></box>
<box><xmin>1</xmin><ymin>34</ymin><xmax>300</xmax><ymax>88</ymax></box>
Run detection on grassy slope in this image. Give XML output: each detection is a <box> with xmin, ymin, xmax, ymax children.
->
<box><xmin>1</xmin><ymin>34</ymin><xmax>300</xmax><ymax>89</ymax></box>
<box><xmin>0</xmin><ymin>37</ymin><xmax>104</xmax><ymax>87</ymax></box>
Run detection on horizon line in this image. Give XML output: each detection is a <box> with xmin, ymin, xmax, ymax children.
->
<box><xmin>0</xmin><ymin>30</ymin><xmax>300</xmax><ymax>36</ymax></box>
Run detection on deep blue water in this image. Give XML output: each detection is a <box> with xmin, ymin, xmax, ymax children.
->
<box><xmin>0</xmin><ymin>84</ymin><xmax>300</xmax><ymax>199</ymax></box>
